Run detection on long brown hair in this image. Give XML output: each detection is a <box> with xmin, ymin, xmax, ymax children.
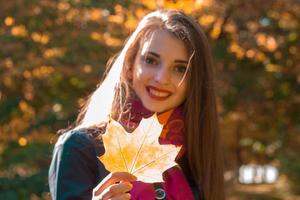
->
<box><xmin>74</xmin><ymin>9</ymin><xmax>225</xmax><ymax>200</ymax></box>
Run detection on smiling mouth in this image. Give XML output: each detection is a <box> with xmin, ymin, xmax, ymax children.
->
<box><xmin>146</xmin><ymin>86</ymin><xmax>172</xmax><ymax>100</ymax></box>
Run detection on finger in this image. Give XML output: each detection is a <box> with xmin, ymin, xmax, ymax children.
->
<box><xmin>110</xmin><ymin>193</ymin><xmax>131</xmax><ymax>200</ymax></box>
<box><xmin>101</xmin><ymin>182</ymin><xmax>132</xmax><ymax>200</ymax></box>
<box><xmin>94</xmin><ymin>172</ymin><xmax>136</xmax><ymax>196</ymax></box>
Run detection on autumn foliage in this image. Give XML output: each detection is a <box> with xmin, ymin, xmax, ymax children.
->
<box><xmin>0</xmin><ymin>0</ymin><xmax>299</xmax><ymax>199</ymax></box>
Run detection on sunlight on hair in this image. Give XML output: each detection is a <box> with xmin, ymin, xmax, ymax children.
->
<box><xmin>178</xmin><ymin>50</ymin><xmax>194</xmax><ymax>87</ymax></box>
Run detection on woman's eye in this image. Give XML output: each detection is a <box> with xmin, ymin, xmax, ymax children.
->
<box><xmin>175</xmin><ymin>65</ymin><xmax>187</xmax><ymax>74</ymax></box>
<box><xmin>143</xmin><ymin>56</ymin><xmax>158</xmax><ymax>65</ymax></box>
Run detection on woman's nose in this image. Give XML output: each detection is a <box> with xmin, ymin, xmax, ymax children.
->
<box><xmin>154</xmin><ymin>65</ymin><xmax>170</xmax><ymax>84</ymax></box>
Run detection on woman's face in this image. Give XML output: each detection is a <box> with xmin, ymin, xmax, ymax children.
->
<box><xmin>132</xmin><ymin>30</ymin><xmax>189</xmax><ymax>113</ymax></box>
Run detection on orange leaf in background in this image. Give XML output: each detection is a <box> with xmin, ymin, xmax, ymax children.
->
<box><xmin>99</xmin><ymin>114</ymin><xmax>181</xmax><ymax>183</ymax></box>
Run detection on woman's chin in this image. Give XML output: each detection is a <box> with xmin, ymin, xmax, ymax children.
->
<box><xmin>143</xmin><ymin>104</ymin><xmax>170</xmax><ymax>114</ymax></box>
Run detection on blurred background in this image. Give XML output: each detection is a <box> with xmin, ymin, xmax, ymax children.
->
<box><xmin>0</xmin><ymin>0</ymin><xmax>299</xmax><ymax>199</ymax></box>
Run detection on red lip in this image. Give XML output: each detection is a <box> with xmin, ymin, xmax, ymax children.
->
<box><xmin>146</xmin><ymin>86</ymin><xmax>172</xmax><ymax>101</ymax></box>
<box><xmin>146</xmin><ymin>86</ymin><xmax>172</xmax><ymax>93</ymax></box>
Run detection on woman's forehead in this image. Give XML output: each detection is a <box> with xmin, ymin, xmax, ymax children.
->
<box><xmin>139</xmin><ymin>30</ymin><xmax>188</xmax><ymax>60</ymax></box>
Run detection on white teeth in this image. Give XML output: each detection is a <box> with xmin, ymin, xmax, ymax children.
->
<box><xmin>149</xmin><ymin>88</ymin><xmax>170</xmax><ymax>97</ymax></box>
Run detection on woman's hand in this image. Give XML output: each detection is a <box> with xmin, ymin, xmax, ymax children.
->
<box><xmin>92</xmin><ymin>172</ymin><xmax>137</xmax><ymax>200</ymax></box>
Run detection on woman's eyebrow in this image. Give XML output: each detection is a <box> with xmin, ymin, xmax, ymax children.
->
<box><xmin>174</xmin><ymin>60</ymin><xmax>188</xmax><ymax>64</ymax></box>
<box><xmin>144</xmin><ymin>51</ymin><xmax>160</xmax><ymax>58</ymax></box>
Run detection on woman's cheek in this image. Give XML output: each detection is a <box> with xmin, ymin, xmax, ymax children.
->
<box><xmin>138</xmin><ymin>65</ymin><xmax>155</xmax><ymax>78</ymax></box>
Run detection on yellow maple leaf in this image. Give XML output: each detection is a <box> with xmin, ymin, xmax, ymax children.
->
<box><xmin>99</xmin><ymin>114</ymin><xmax>182</xmax><ymax>183</ymax></box>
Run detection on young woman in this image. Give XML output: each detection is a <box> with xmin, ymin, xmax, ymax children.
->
<box><xmin>49</xmin><ymin>9</ymin><xmax>225</xmax><ymax>200</ymax></box>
